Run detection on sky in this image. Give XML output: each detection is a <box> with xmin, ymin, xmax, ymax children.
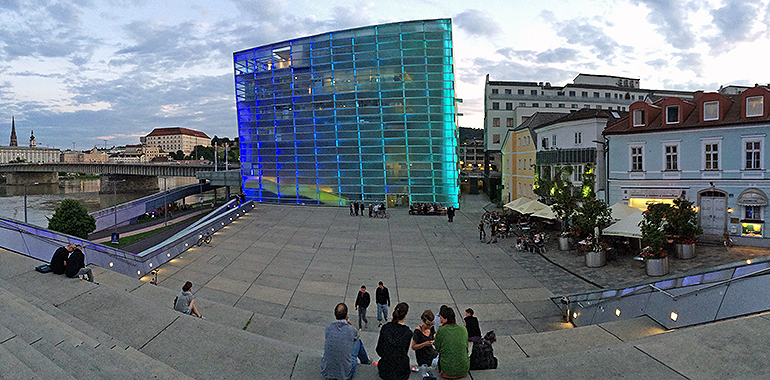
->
<box><xmin>1</xmin><ymin>0</ymin><xmax>770</xmax><ymax>150</ymax></box>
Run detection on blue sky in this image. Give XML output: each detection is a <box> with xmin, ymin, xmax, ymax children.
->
<box><xmin>1</xmin><ymin>0</ymin><xmax>769</xmax><ymax>149</ymax></box>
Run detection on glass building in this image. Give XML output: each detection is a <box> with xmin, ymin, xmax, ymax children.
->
<box><xmin>234</xmin><ymin>19</ymin><xmax>459</xmax><ymax>207</ymax></box>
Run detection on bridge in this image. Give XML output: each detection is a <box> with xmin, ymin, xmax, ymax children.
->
<box><xmin>0</xmin><ymin>162</ymin><xmax>221</xmax><ymax>191</ymax></box>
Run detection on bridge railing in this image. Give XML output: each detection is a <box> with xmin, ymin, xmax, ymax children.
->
<box><xmin>561</xmin><ymin>254</ymin><xmax>770</xmax><ymax>330</ymax></box>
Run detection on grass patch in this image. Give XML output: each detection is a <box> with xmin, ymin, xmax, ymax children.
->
<box><xmin>102</xmin><ymin>213</ymin><xmax>207</xmax><ymax>249</ymax></box>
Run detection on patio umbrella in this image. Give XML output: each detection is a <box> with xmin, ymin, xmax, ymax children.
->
<box><xmin>514</xmin><ymin>199</ymin><xmax>548</xmax><ymax>214</ymax></box>
<box><xmin>609</xmin><ymin>202</ymin><xmax>638</xmax><ymax>221</ymax></box>
<box><xmin>602</xmin><ymin>210</ymin><xmax>643</xmax><ymax>239</ymax></box>
<box><xmin>531</xmin><ymin>205</ymin><xmax>556</xmax><ymax>219</ymax></box>
<box><xmin>503</xmin><ymin>197</ymin><xmax>532</xmax><ymax>211</ymax></box>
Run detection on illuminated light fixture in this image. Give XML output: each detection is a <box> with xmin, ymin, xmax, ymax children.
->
<box><xmin>167</xmin><ymin>253</ymin><xmax>171</xmax><ymax>257</ymax></box>
<box><xmin>747</xmin><ymin>259</ymin><xmax>752</xmax><ymax>264</ymax></box>
<box><xmin>109</xmin><ymin>262</ymin><xmax>114</xmax><ymax>267</ymax></box>
<box><xmin>199</xmin><ymin>235</ymin><xmax>202</xmax><ymax>238</ymax></box>
<box><xmin>149</xmin><ymin>263</ymin><xmax>153</xmax><ymax>267</ymax></box>
<box><xmin>185</xmin><ymin>243</ymin><xmax>188</xmax><ymax>247</ymax></box>
<box><xmin>137</xmin><ymin>270</ymin><xmax>141</xmax><ymax>275</ymax></box>
<box><xmin>572</xmin><ymin>312</ymin><xmax>578</xmax><ymax>319</ymax></box>
<box><xmin>615</xmin><ymin>309</ymin><xmax>621</xmax><ymax>317</ymax></box>
<box><xmin>727</xmin><ymin>207</ymin><xmax>733</xmax><ymax>213</ymax></box>
<box><xmin>670</xmin><ymin>312</ymin><xmax>678</xmax><ymax>321</ymax></box>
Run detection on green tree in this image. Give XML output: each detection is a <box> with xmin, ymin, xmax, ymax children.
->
<box><xmin>47</xmin><ymin>199</ymin><xmax>96</xmax><ymax>239</ymax></box>
<box><xmin>640</xmin><ymin>203</ymin><xmax>671</xmax><ymax>258</ymax></box>
<box><xmin>572</xmin><ymin>165</ymin><xmax>612</xmax><ymax>239</ymax></box>
<box><xmin>170</xmin><ymin>150</ymin><xmax>185</xmax><ymax>160</ymax></box>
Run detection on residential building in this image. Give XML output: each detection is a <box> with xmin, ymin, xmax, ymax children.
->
<box><xmin>234</xmin><ymin>19</ymin><xmax>459</xmax><ymax>206</ymax></box>
<box><xmin>604</xmin><ymin>86</ymin><xmax>770</xmax><ymax>246</ymax></box>
<box><xmin>143</xmin><ymin>127</ymin><xmax>210</xmax><ymax>154</ymax></box>
<box><xmin>61</xmin><ymin>147</ymin><xmax>109</xmax><ymax>163</ymax></box>
<box><xmin>2</xmin><ymin>118</ymin><xmax>59</xmax><ymax>163</ymax></box>
<box><xmin>459</xmin><ymin>139</ymin><xmax>484</xmax><ymax>170</ymax></box>
<box><xmin>483</xmin><ymin>74</ymin><xmax>692</xmax><ymax>178</ymax></box>
<box><xmin>534</xmin><ymin>109</ymin><xmax>627</xmax><ymax>200</ymax></box>
<box><xmin>501</xmin><ymin>112</ymin><xmax>564</xmax><ymax>203</ymax></box>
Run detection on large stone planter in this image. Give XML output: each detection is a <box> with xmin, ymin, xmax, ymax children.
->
<box><xmin>558</xmin><ymin>236</ymin><xmax>572</xmax><ymax>251</ymax></box>
<box><xmin>675</xmin><ymin>243</ymin><xmax>696</xmax><ymax>260</ymax></box>
<box><xmin>585</xmin><ymin>250</ymin><xmax>606</xmax><ymax>267</ymax></box>
<box><xmin>645</xmin><ymin>257</ymin><xmax>669</xmax><ymax>277</ymax></box>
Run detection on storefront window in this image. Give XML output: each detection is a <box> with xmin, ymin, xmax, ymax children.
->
<box><xmin>745</xmin><ymin>205</ymin><xmax>762</xmax><ymax>220</ymax></box>
<box><xmin>742</xmin><ymin>223</ymin><xmax>763</xmax><ymax>237</ymax></box>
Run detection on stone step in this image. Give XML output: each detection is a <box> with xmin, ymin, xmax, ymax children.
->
<box><xmin>1</xmin><ymin>334</ymin><xmax>78</xmax><ymax>380</ymax></box>
<box><xmin>0</xmin><ymin>343</ymin><xmax>41</xmax><ymax>380</ymax></box>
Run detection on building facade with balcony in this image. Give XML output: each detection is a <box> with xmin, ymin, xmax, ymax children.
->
<box><xmin>143</xmin><ymin>127</ymin><xmax>210</xmax><ymax>154</ymax></box>
<box><xmin>234</xmin><ymin>19</ymin><xmax>459</xmax><ymax>206</ymax></box>
<box><xmin>604</xmin><ymin>86</ymin><xmax>770</xmax><ymax>246</ymax></box>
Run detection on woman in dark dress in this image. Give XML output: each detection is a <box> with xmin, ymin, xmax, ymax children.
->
<box><xmin>411</xmin><ymin>309</ymin><xmax>438</xmax><ymax>367</ymax></box>
<box><xmin>376</xmin><ymin>302</ymin><xmax>412</xmax><ymax>380</ymax></box>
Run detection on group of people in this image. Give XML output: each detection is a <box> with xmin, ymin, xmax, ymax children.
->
<box><xmin>408</xmin><ymin>203</ymin><xmax>446</xmax><ymax>216</ymax></box>
<box><xmin>50</xmin><ymin>243</ymin><xmax>95</xmax><ymax>282</ymax></box>
<box><xmin>516</xmin><ymin>232</ymin><xmax>547</xmax><ymax>253</ymax></box>
<box><xmin>349</xmin><ymin>201</ymin><xmax>388</xmax><ymax>218</ymax></box>
<box><xmin>322</xmin><ymin>281</ymin><xmax>483</xmax><ymax>380</ymax></box>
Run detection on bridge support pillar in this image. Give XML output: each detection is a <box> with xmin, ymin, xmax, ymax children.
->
<box><xmin>100</xmin><ymin>175</ymin><xmax>160</xmax><ymax>193</ymax></box>
<box><xmin>6</xmin><ymin>171</ymin><xmax>58</xmax><ymax>185</ymax></box>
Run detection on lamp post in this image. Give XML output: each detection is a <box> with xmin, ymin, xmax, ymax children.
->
<box><xmin>108</xmin><ymin>179</ymin><xmax>126</xmax><ymax>243</ymax></box>
<box><xmin>164</xmin><ymin>177</ymin><xmax>168</xmax><ymax>227</ymax></box>
<box><xmin>23</xmin><ymin>182</ymin><xmax>39</xmax><ymax>224</ymax></box>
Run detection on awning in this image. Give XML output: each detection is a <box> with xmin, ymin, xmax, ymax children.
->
<box><xmin>503</xmin><ymin>197</ymin><xmax>532</xmax><ymax>211</ymax></box>
<box><xmin>602</xmin><ymin>210</ymin><xmax>643</xmax><ymax>239</ymax></box>
<box><xmin>609</xmin><ymin>202</ymin><xmax>638</xmax><ymax>221</ymax></box>
<box><xmin>737</xmin><ymin>188</ymin><xmax>768</xmax><ymax>206</ymax></box>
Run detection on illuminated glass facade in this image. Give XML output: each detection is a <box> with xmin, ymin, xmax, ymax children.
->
<box><xmin>234</xmin><ymin>19</ymin><xmax>459</xmax><ymax>206</ymax></box>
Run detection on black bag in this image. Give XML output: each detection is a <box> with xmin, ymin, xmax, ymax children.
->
<box><xmin>173</xmin><ymin>296</ymin><xmax>178</xmax><ymax>309</ymax></box>
<box><xmin>35</xmin><ymin>264</ymin><xmax>52</xmax><ymax>273</ymax></box>
<box><xmin>469</xmin><ymin>331</ymin><xmax>498</xmax><ymax>370</ymax></box>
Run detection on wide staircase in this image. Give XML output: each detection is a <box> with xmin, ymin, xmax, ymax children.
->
<box><xmin>4</xmin><ymin>247</ymin><xmax>770</xmax><ymax>379</ymax></box>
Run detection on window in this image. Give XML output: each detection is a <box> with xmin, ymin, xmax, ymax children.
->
<box><xmin>704</xmin><ymin>101</ymin><xmax>719</xmax><ymax>121</ymax></box>
<box><xmin>542</xmin><ymin>138</ymin><xmax>549</xmax><ymax>149</ymax></box>
<box><xmin>506</xmin><ymin>102</ymin><xmax>513</xmax><ymax>110</ymax></box>
<box><xmin>518</xmin><ymin>102</ymin><xmax>525</xmax><ymax>107</ymax></box>
<box><xmin>552</xmin><ymin>134</ymin><xmax>557</xmax><ymax>147</ymax></box>
<box><xmin>593</xmin><ymin>92</ymin><xmax>600</xmax><ymax>98</ymax></box>
<box><xmin>583</xmin><ymin>104</ymin><xmax>590</xmax><ymax>108</ymax></box>
<box><xmin>745</xmin><ymin>141</ymin><xmax>762</xmax><ymax>169</ymax></box>
<box><xmin>569</xmin><ymin>91</ymin><xmax>576</xmax><ymax>97</ymax></box>
<box><xmin>745</xmin><ymin>205</ymin><xmax>762</xmax><ymax>220</ymax></box>
<box><xmin>665</xmin><ymin>145</ymin><xmax>678</xmax><ymax>170</ymax></box>
<box><xmin>492</xmin><ymin>134</ymin><xmax>500</xmax><ymax>144</ymax></box>
<box><xmin>631</xmin><ymin>147</ymin><xmax>643</xmax><ymax>171</ymax></box>
<box><xmin>571</xmin><ymin>104</ymin><xmax>578</xmax><ymax>108</ymax></box>
<box><xmin>532</xmin><ymin>103</ymin><xmax>539</xmax><ymax>107</ymax></box>
<box><xmin>605</xmin><ymin>93</ymin><xmax>611</xmax><ymax>98</ymax></box>
<box><xmin>608</xmin><ymin>106</ymin><xmax>613</xmax><ymax>110</ymax></box>
<box><xmin>574</xmin><ymin>165</ymin><xmax>583</xmax><ymax>181</ymax></box>
<box><xmin>559</xmin><ymin>103</ymin><xmax>565</xmax><ymax>108</ymax></box>
<box><xmin>506</xmin><ymin>118</ymin><xmax>515</xmax><ymax>128</ymax></box>
<box><xmin>531</xmin><ymin>90</ymin><xmax>538</xmax><ymax>95</ymax></box>
<box><xmin>505</xmin><ymin>89</ymin><xmax>511</xmax><ymax>95</ymax></box>
<box><xmin>491</xmin><ymin>89</ymin><xmax>498</xmax><ymax>94</ymax></box>
<box><xmin>596</xmin><ymin>105</ymin><xmax>602</xmax><ymax>109</ymax></box>
<box><xmin>582</xmin><ymin>91</ymin><xmax>588</xmax><ymax>97</ymax></box>
<box><xmin>518</xmin><ymin>89</ymin><xmax>525</xmax><ymax>95</ymax></box>
<box><xmin>545</xmin><ymin>103</ymin><xmax>552</xmax><ymax>108</ymax></box>
<box><xmin>666</xmin><ymin>105</ymin><xmax>679</xmax><ymax>124</ymax></box>
<box><xmin>574</xmin><ymin>132</ymin><xmax>582</xmax><ymax>144</ymax></box>
<box><xmin>631</xmin><ymin>95</ymin><xmax>636</xmax><ymax>100</ymax></box>
<box><xmin>747</xmin><ymin>96</ymin><xmax>764</xmax><ymax>117</ymax></box>
<box><xmin>705</xmin><ymin>143</ymin><xmax>719</xmax><ymax>170</ymax></box>
<box><xmin>492</xmin><ymin>102</ymin><xmax>499</xmax><ymax>110</ymax></box>
<box><xmin>492</xmin><ymin>117</ymin><xmax>500</xmax><ymax>127</ymax></box>
<box><xmin>517</xmin><ymin>138</ymin><xmax>521</xmax><ymax>146</ymax></box>
<box><xmin>633</xmin><ymin>109</ymin><xmax>645</xmax><ymax>126</ymax></box>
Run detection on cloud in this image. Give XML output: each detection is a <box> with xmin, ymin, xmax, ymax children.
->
<box><xmin>454</xmin><ymin>9</ymin><xmax>501</xmax><ymax>38</ymax></box>
<box><xmin>635</xmin><ymin>0</ymin><xmax>697</xmax><ymax>50</ymax></box>
<box><xmin>536</xmin><ymin>48</ymin><xmax>579</xmax><ymax>63</ymax></box>
<box><xmin>673</xmin><ymin>52</ymin><xmax>704</xmax><ymax>76</ymax></box>
<box><xmin>552</xmin><ymin>19</ymin><xmax>631</xmax><ymax>60</ymax></box>
<box><xmin>459</xmin><ymin>58</ymin><xmax>575</xmax><ymax>85</ymax></box>
<box><xmin>707</xmin><ymin>0</ymin><xmax>762</xmax><ymax>53</ymax></box>
<box><xmin>644</xmin><ymin>58</ymin><xmax>669</xmax><ymax>68</ymax></box>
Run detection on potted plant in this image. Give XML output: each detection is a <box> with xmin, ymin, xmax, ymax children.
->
<box><xmin>666</xmin><ymin>198</ymin><xmax>703</xmax><ymax>260</ymax></box>
<box><xmin>639</xmin><ymin>203</ymin><xmax>671</xmax><ymax>276</ymax></box>
<box><xmin>579</xmin><ymin>237</ymin><xmax>609</xmax><ymax>267</ymax></box>
<box><xmin>537</xmin><ymin>166</ymin><xmax>579</xmax><ymax>251</ymax></box>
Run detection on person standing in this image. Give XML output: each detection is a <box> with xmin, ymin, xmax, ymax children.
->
<box><xmin>478</xmin><ymin>222</ymin><xmax>486</xmax><ymax>241</ymax></box>
<box><xmin>447</xmin><ymin>206</ymin><xmax>455</xmax><ymax>223</ymax></box>
<box><xmin>64</xmin><ymin>245</ymin><xmax>95</xmax><ymax>282</ymax></box>
<box><xmin>355</xmin><ymin>285</ymin><xmax>370</xmax><ymax>329</ymax></box>
<box><xmin>174</xmin><ymin>281</ymin><xmax>203</xmax><ymax>318</ymax></box>
<box><xmin>376</xmin><ymin>281</ymin><xmax>391</xmax><ymax>328</ymax></box>
<box><xmin>50</xmin><ymin>243</ymin><xmax>74</xmax><ymax>275</ymax></box>
<box><xmin>350</xmin><ymin>202</ymin><xmax>355</xmax><ymax>216</ymax></box>
<box><xmin>321</xmin><ymin>303</ymin><xmax>372</xmax><ymax>380</ymax></box>
<box><xmin>434</xmin><ymin>307</ymin><xmax>469</xmax><ymax>379</ymax></box>
<box><xmin>464</xmin><ymin>308</ymin><xmax>482</xmax><ymax>343</ymax></box>
<box><xmin>376</xmin><ymin>302</ymin><xmax>411</xmax><ymax>380</ymax></box>
<box><xmin>354</xmin><ymin>201</ymin><xmax>360</xmax><ymax>216</ymax></box>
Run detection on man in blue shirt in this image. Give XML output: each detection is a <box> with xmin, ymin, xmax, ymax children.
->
<box><xmin>321</xmin><ymin>303</ymin><xmax>372</xmax><ymax>380</ymax></box>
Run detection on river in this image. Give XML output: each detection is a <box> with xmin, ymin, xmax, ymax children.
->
<box><xmin>0</xmin><ymin>177</ymin><xmax>202</xmax><ymax>228</ymax></box>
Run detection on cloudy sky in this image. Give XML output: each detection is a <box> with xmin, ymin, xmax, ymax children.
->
<box><xmin>1</xmin><ymin>0</ymin><xmax>769</xmax><ymax>149</ymax></box>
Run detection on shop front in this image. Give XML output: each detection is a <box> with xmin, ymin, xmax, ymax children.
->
<box><xmin>623</xmin><ymin>188</ymin><xmax>687</xmax><ymax>211</ymax></box>
<box><xmin>734</xmin><ymin>188</ymin><xmax>767</xmax><ymax>239</ymax></box>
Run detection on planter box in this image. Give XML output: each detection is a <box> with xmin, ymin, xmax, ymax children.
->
<box><xmin>675</xmin><ymin>243</ymin><xmax>696</xmax><ymax>260</ymax></box>
<box><xmin>645</xmin><ymin>257</ymin><xmax>669</xmax><ymax>277</ymax></box>
<box><xmin>585</xmin><ymin>250</ymin><xmax>606</xmax><ymax>267</ymax></box>
<box><xmin>558</xmin><ymin>236</ymin><xmax>572</xmax><ymax>251</ymax></box>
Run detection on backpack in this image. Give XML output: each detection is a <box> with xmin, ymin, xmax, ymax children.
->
<box><xmin>35</xmin><ymin>264</ymin><xmax>52</xmax><ymax>273</ymax></box>
<box><xmin>469</xmin><ymin>331</ymin><xmax>498</xmax><ymax>370</ymax></box>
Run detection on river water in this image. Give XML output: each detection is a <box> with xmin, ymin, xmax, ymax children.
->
<box><xmin>0</xmin><ymin>177</ymin><xmax>201</xmax><ymax>228</ymax></box>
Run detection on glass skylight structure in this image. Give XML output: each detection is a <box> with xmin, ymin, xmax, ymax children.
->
<box><xmin>234</xmin><ymin>19</ymin><xmax>458</xmax><ymax>206</ymax></box>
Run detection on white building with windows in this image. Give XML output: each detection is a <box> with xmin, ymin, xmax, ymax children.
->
<box><xmin>142</xmin><ymin>127</ymin><xmax>210</xmax><ymax>154</ymax></box>
<box><xmin>483</xmin><ymin>73</ymin><xmax>692</xmax><ymax>174</ymax></box>
<box><xmin>604</xmin><ymin>86</ymin><xmax>770</xmax><ymax>246</ymax></box>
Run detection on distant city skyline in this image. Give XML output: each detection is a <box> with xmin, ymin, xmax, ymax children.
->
<box><xmin>1</xmin><ymin>0</ymin><xmax>768</xmax><ymax>148</ymax></box>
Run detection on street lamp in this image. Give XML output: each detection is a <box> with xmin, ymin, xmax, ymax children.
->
<box><xmin>23</xmin><ymin>182</ymin><xmax>39</xmax><ymax>224</ymax></box>
<box><xmin>108</xmin><ymin>179</ymin><xmax>126</xmax><ymax>243</ymax></box>
<box><xmin>164</xmin><ymin>177</ymin><xmax>168</xmax><ymax>227</ymax></box>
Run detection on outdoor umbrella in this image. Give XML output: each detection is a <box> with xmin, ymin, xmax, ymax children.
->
<box><xmin>503</xmin><ymin>197</ymin><xmax>532</xmax><ymax>211</ymax></box>
<box><xmin>609</xmin><ymin>202</ymin><xmax>638</xmax><ymax>221</ymax></box>
<box><xmin>514</xmin><ymin>199</ymin><xmax>548</xmax><ymax>214</ymax></box>
<box><xmin>531</xmin><ymin>205</ymin><xmax>556</xmax><ymax>219</ymax></box>
<box><xmin>602</xmin><ymin>210</ymin><xmax>644</xmax><ymax>239</ymax></box>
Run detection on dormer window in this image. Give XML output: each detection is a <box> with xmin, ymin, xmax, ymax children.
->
<box><xmin>632</xmin><ymin>109</ymin><xmax>645</xmax><ymax>126</ymax></box>
<box><xmin>747</xmin><ymin>96</ymin><xmax>764</xmax><ymax>117</ymax></box>
<box><xmin>666</xmin><ymin>105</ymin><xmax>679</xmax><ymax>124</ymax></box>
<box><xmin>704</xmin><ymin>101</ymin><xmax>719</xmax><ymax>121</ymax></box>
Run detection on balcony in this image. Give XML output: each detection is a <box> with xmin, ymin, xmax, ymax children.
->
<box><xmin>536</xmin><ymin>147</ymin><xmax>596</xmax><ymax>165</ymax></box>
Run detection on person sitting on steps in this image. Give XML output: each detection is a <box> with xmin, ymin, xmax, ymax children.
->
<box><xmin>50</xmin><ymin>243</ymin><xmax>75</xmax><ymax>275</ymax></box>
<box><xmin>64</xmin><ymin>245</ymin><xmax>95</xmax><ymax>283</ymax></box>
<box><xmin>174</xmin><ymin>281</ymin><xmax>203</xmax><ymax>318</ymax></box>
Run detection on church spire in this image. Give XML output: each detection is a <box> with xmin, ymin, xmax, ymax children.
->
<box><xmin>29</xmin><ymin>129</ymin><xmax>36</xmax><ymax>147</ymax></box>
<box><xmin>10</xmin><ymin>116</ymin><xmax>17</xmax><ymax>147</ymax></box>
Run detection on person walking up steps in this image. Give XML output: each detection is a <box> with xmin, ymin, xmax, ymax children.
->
<box><xmin>355</xmin><ymin>285</ymin><xmax>371</xmax><ymax>329</ymax></box>
<box><xmin>376</xmin><ymin>281</ymin><xmax>391</xmax><ymax>328</ymax></box>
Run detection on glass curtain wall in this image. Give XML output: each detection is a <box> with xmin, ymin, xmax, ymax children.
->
<box><xmin>234</xmin><ymin>19</ymin><xmax>458</xmax><ymax>206</ymax></box>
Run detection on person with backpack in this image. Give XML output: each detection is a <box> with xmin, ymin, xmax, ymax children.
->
<box><xmin>469</xmin><ymin>331</ymin><xmax>498</xmax><ymax>371</ymax></box>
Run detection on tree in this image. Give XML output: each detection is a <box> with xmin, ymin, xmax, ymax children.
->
<box><xmin>640</xmin><ymin>203</ymin><xmax>671</xmax><ymax>258</ymax></box>
<box><xmin>170</xmin><ymin>150</ymin><xmax>185</xmax><ymax>160</ymax></box>
<box><xmin>47</xmin><ymin>199</ymin><xmax>96</xmax><ymax>239</ymax></box>
<box><xmin>572</xmin><ymin>165</ymin><xmax>612</xmax><ymax>239</ymax></box>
